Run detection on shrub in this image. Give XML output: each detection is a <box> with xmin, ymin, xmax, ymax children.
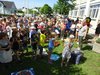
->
<box><xmin>96</xmin><ymin>38</ymin><xmax>100</xmax><ymax>44</ymax></box>
<box><xmin>86</xmin><ymin>34</ymin><xmax>94</xmax><ymax>39</ymax></box>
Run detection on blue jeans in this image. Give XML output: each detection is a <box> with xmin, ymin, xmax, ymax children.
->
<box><xmin>75</xmin><ymin>54</ymin><xmax>82</xmax><ymax>64</ymax></box>
<box><xmin>71</xmin><ymin>52</ymin><xmax>82</xmax><ymax>64</ymax></box>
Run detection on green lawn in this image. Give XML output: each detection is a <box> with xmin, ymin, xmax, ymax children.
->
<box><xmin>0</xmin><ymin>42</ymin><xmax>100</xmax><ymax>75</ymax></box>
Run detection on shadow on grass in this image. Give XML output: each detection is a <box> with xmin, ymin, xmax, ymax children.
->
<box><xmin>82</xmin><ymin>45</ymin><xmax>93</xmax><ymax>51</ymax></box>
<box><xmin>83</xmin><ymin>40</ymin><xmax>92</xmax><ymax>44</ymax></box>
<box><xmin>80</xmin><ymin>57</ymin><xmax>87</xmax><ymax>64</ymax></box>
<box><xmin>0</xmin><ymin>51</ymin><xmax>87</xmax><ymax>75</ymax></box>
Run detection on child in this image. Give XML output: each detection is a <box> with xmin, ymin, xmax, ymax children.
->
<box><xmin>71</xmin><ymin>48</ymin><xmax>83</xmax><ymax>65</ymax></box>
<box><xmin>20</xmin><ymin>29</ymin><xmax>28</xmax><ymax>53</ymax></box>
<box><xmin>30</xmin><ymin>27</ymin><xmax>38</xmax><ymax>60</ymax></box>
<box><xmin>48</xmin><ymin>32</ymin><xmax>55</xmax><ymax>64</ymax></box>
<box><xmin>38</xmin><ymin>30</ymin><xmax>46</xmax><ymax>58</ymax></box>
<box><xmin>61</xmin><ymin>34</ymin><xmax>74</xmax><ymax>67</ymax></box>
<box><xmin>10</xmin><ymin>30</ymin><xmax>21</xmax><ymax>61</ymax></box>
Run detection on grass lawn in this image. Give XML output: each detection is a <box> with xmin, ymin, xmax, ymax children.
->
<box><xmin>0</xmin><ymin>41</ymin><xmax>100</xmax><ymax>75</ymax></box>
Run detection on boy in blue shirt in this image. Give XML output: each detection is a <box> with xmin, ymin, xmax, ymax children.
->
<box><xmin>48</xmin><ymin>32</ymin><xmax>55</xmax><ymax>64</ymax></box>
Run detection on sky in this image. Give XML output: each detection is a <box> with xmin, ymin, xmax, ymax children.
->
<box><xmin>5</xmin><ymin>0</ymin><xmax>58</xmax><ymax>9</ymax></box>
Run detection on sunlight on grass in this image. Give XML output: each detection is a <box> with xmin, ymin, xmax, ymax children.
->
<box><xmin>1</xmin><ymin>41</ymin><xmax>100</xmax><ymax>75</ymax></box>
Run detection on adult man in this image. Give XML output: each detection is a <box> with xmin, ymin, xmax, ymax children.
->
<box><xmin>78</xmin><ymin>17</ymin><xmax>91</xmax><ymax>49</ymax></box>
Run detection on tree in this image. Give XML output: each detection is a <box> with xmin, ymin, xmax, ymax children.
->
<box><xmin>53</xmin><ymin>0</ymin><xmax>76</xmax><ymax>15</ymax></box>
<box><xmin>33</xmin><ymin>10</ymin><xmax>39</xmax><ymax>15</ymax></box>
<box><xmin>34</xmin><ymin>7</ymin><xmax>41</xmax><ymax>13</ymax></box>
<box><xmin>53</xmin><ymin>4</ymin><xmax>59</xmax><ymax>13</ymax></box>
<box><xmin>17</xmin><ymin>9</ymin><xmax>24</xmax><ymax>16</ymax></box>
<box><xmin>40</xmin><ymin>4</ymin><xmax>53</xmax><ymax>15</ymax></box>
<box><xmin>28</xmin><ymin>9</ymin><xmax>33</xmax><ymax>14</ymax></box>
<box><xmin>17</xmin><ymin>10</ymin><xmax>24</xmax><ymax>13</ymax></box>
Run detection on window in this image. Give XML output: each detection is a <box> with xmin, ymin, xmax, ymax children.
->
<box><xmin>74</xmin><ymin>10</ymin><xmax>77</xmax><ymax>17</ymax></box>
<box><xmin>0</xmin><ymin>4</ymin><xmax>1</xmax><ymax>7</ymax></box>
<box><xmin>0</xmin><ymin>3</ymin><xmax>3</xmax><ymax>7</ymax></box>
<box><xmin>69</xmin><ymin>11</ymin><xmax>73</xmax><ymax>16</ymax></box>
<box><xmin>80</xmin><ymin>9</ymin><xmax>84</xmax><ymax>17</ymax></box>
<box><xmin>89</xmin><ymin>4</ymin><xmax>100</xmax><ymax>18</ymax></box>
<box><xmin>0</xmin><ymin>3</ymin><xmax>3</xmax><ymax>14</ymax></box>
<box><xmin>95</xmin><ymin>9</ymin><xmax>99</xmax><ymax>18</ymax></box>
<box><xmin>89</xmin><ymin>8</ymin><xmax>99</xmax><ymax>18</ymax></box>
<box><xmin>92</xmin><ymin>9</ymin><xmax>96</xmax><ymax>18</ymax></box>
<box><xmin>90</xmin><ymin>0</ymin><xmax>95</xmax><ymax>1</ymax></box>
<box><xmin>70</xmin><ymin>11</ymin><xmax>73</xmax><ymax>16</ymax></box>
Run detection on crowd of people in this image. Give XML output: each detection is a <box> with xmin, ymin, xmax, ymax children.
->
<box><xmin>0</xmin><ymin>14</ymin><xmax>92</xmax><ymax>69</ymax></box>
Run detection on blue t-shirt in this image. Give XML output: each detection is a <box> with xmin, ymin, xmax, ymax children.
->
<box><xmin>66</xmin><ymin>19</ymin><xmax>72</xmax><ymax>30</ymax></box>
<box><xmin>48</xmin><ymin>38</ymin><xmax>54</xmax><ymax>48</ymax></box>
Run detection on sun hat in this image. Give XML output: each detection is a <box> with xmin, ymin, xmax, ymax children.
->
<box><xmin>30</xmin><ymin>26</ymin><xmax>36</xmax><ymax>29</ymax></box>
<box><xmin>31</xmin><ymin>23</ymin><xmax>34</xmax><ymax>26</ymax></box>
<box><xmin>69</xmin><ymin>34</ymin><xmax>74</xmax><ymax>39</ymax></box>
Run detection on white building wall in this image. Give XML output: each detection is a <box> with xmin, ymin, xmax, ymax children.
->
<box><xmin>69</xmin><ymin>0</ymin><xmax>100</xmax><ymax>34</ymax></box>
<box><xmin>0</xmin><ymin>2</ymin><xmax>4</xmax><ymax>14</ymax></box>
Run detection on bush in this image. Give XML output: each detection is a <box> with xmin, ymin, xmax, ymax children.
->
<box><xmin>96</xmin><ymin>38</ymin><xmax>100</xmax><ymax>44</ymax></box>
<box><xmin>0</xmin><ymin>14</ymin><xmax>12</xmax><ymax>17</ymax></box>
<box><xmin>86</xmin><ymin>34</ymin><xmax>94</xmax><ymax>39</ymax></box>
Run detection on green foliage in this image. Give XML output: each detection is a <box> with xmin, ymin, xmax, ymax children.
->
<box><xmin>0</xmin><ymin>42</ymin><xmax>100</xmax><ymax>75</ymax></box>
<box><xmin>33</xmin><ymin>10</ymin><xmax>39</xmax><ymax>15</ymax></box>
<box><xmin>96</xmin><ymin>38</ymin><xmax>100</xmax><ymax>44</ymax></box>
<box><xmin>17</xmin><ymin>10</ymin><xmax>24</xmax><ymax>13</ymax></box>
<box><xmin>40</xmin><ymin>4</ymin><xmax>53</xmax><ymax>15</ymax></box>
<box><xmin>53</xmin><ymin>0</ymin><xmax>76</xmax><ymax>15</ymax></box>
<box><xmin>0</xmin><ymin>14</ymin><xmax>12</xmax><ymax>17</ymax></box>
<box><xmin>28</xmin><ymin>9</ymin><xmax>33</xmax><ymax>14</ymax></box>
<box><xmin>53</xmin><ymin>4</ymin><xmax>59</xmax><ymax>13</ymax></box>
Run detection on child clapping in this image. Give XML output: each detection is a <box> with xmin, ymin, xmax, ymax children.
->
<box><xmin>61</xmin><ymin>34</ymin><xmax>74</xmax><ymax>67</ymax></box>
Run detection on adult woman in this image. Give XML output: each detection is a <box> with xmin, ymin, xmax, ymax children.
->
<box><xmin>0</xmin><ymin>33</ymin><xmax>12</xmax><ymax>70</ymax></box>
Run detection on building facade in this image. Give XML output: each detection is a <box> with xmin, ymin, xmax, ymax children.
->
<box><xmin>69</xmin><ymin>0</ymin><xmax>100</xmax><ymax>34</ymax></box>
<box><xmin>0</xmin><ymin>0</ymin><xmax>17</xmax><ymax>15</ymax></box>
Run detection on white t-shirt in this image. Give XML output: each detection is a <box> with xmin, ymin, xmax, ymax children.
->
<box><xmin>62</xmin><ymin>39</ymin><xmax>73</xmax><ymax>59</ymax></box>
<box><xmin>39</xmin><ymin>22</ymin><xmax>45</xmax><ymax>26</ymax></box>
<box><xmin>76</xmin><ymin>24</ymin><xmax>82</xmax><ymax>32</ymax></box>
<box><xmin>78</xmin><ymin>25</ymin><xmax>88</xmax><ymax>36</ymax></box>
<box><xmin>70</xmin><ymin>24</ymin><xmax>76</xmax><ymax>31</ymax></box>
<box><xmin>0</xmin><ymin>50</ymin><xmax>12</xmax><ymax>63</ymax></box>
<box><xmin>55</xmin><ymin>29</ymin><xmax>60</xmax><ymax>34</ymax></box>
<box><xmin>6</xmin><ymin>26</ymin><xmax>12</xmax><ymax>39</ymax></box>
<box><xmin>0</xmin><ymin>39</ymin><xmax>12</xmax><ymax>63</ymax></box>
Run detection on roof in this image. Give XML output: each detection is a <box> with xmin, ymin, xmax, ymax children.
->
<box><xmin>0</xmin><ymin>0</ymin><xmax>17</xmax><ymax>9</ymax></box>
